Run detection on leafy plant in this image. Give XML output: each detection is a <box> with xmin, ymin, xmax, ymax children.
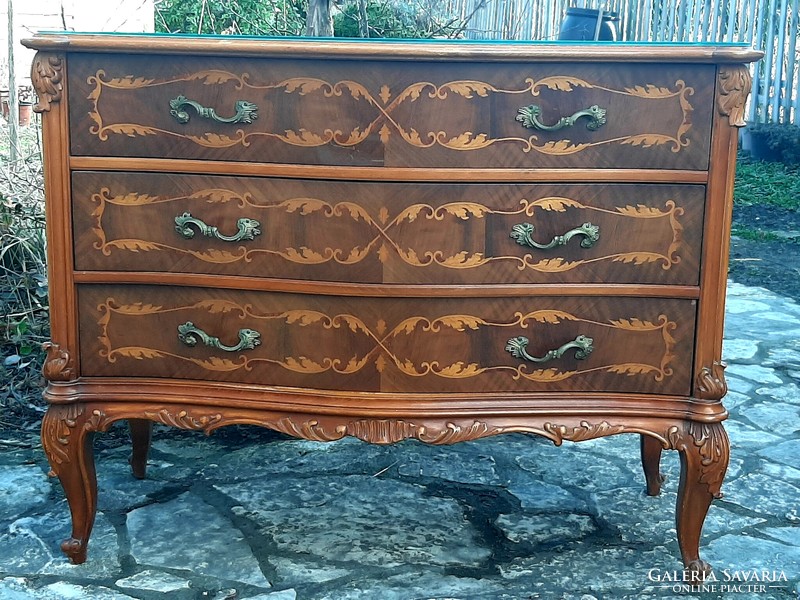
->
<box><xmin>1</xmin><ymin>120</ymin><xmax>49</xmax><ymax>422</ymax></box>
<box><xmin>334</xmin><ymin>0</ymin><xmax>469</xmax><ymax>38</ymax></box>
<box><xmin>155</xmin><ymin>0</ymin><xmax>306</xmax><ymax>36</ymax></box>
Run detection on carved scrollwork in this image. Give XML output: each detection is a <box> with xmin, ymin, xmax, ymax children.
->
<box><xmin>269</xmin><ymin>417</ymin><xmax>343</xmax><ymax>442</ymax></box>
<box><xmin>344</xmin><ymin>419</ymin><xmax>424</xmax><ymax>445</ymax></box>
<box><xmin>717</xmin><ymin>65</ymin><xmax>752</xmax><ymax>127</ymax></box>
<box><xmin>42</xmin><ymin>342</ymin><xmax>75</xmax><ymax>382</ymax></box>
<box><xmin>542</xmin><ymin>420</ymin><xmax>627</xmax><ymax>446</ymax></box>
<box><xmin>695</xmin><ymin>361</ymin><xmax>727</xmax><ymax>401</ymax></box>
<box><xmin>668</xmin><ymin>422</ymin><xmax>729</xmax><ymax>498</ymax></box>
<box><xmin>422</xmin><ymin>421</ymin><xmax>498</xmax><ymax>445</ymax></box>
<box><xmin>144</xmin><ymin>409</ymin><xmax>223</xmax><ymax>433</ymax></box>
<box><xmin>41</xmin><ymin>404</ymin><xmax>84</xmax><ymax>467</ymax></box>
<box><xmin>31</xmin><ymin>53</ymin><xmax>64</xmax><ymax>113</ymax></box>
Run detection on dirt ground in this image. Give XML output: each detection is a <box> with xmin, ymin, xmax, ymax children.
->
<box><xmin>729</xmin><ymin>204</ymin><xmax>800</xmax><ymax>302</ymax></box>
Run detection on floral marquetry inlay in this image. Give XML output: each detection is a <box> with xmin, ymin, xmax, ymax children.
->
<box><xmin>96</xmin><ymin>298</ymin><xmax>679</xmax><ymax>385</ymax></box>
<box><xmin>90</xmin><ymin>187</ymin><xmax>686</xmax><ymax>274</ymax></box>
<box><xmin>86</xmin><ymin>69</ymin><xmax>695</xmax><ymax>155</ymax></box>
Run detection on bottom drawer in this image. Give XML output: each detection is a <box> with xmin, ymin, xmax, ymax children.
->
<box><xmin>78</xmin><ymin>285</ymin><xmax>695</xmax><ymax>395</ymax></box>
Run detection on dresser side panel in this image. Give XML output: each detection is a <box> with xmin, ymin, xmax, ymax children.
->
<box><xmin>692</xmin><ymin>64</ymin><xmax>751</xmax><ymax>400</ymax></box>
<box><xmin>34</xmin><ymin>51</ymin><xmax>79</xmax><ymax>381</ymax></box>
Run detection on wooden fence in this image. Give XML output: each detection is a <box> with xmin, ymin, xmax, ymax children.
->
<box><xmin>464</xmin><ymin>0</ymin><xmax>800</xmax><ymax>124</ymax></box>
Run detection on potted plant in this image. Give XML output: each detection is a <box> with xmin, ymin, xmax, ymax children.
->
<box><xmin>2</xmin><ymin>86</ymin><xmax>34</xmax><ymax>127</ymax></box>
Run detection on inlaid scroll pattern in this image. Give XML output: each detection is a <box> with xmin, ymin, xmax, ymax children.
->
<box><xmin>90</xmin><ymin>188</ymin><xmax>685</xmax><ymax>273</ymax></box>
<box><xmin>96</xmin><ymin>298</ymin><xmax>677</xmax><ymax>383</ymax></box>
<box><xmin>87</xmin><ymin>69</ymin><xmax>695</xmax><ymax>155</ymax></box>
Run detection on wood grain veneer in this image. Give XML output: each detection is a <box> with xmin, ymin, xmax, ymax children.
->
<box><xmin>72</xmin><ymin>172</ymin><xmax>704</xmax><ymax>285</ymax></box>
<box><xmin>24</xmin><ymin>33</ymin><xmax>760</xmax><ymax>572</ymax></box>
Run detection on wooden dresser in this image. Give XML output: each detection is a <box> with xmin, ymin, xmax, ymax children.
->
<box><xmin>23</xmin><ymin>33</ymin><xmax>760</xmax><ymax>571</ymax></box>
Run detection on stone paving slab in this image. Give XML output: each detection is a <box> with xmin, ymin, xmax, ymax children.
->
<box><xmin>0</xmin><ymin>280</ymin><xmax>799</xmax><ymax>600</ymax></box>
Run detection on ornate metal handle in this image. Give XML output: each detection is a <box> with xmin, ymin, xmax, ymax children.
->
<box><xmin>169</xmin><ymin>95</ymin><xmax>259</xmax><ymax>125</ymax></box>
<box><xmin>178</xmin><ymin>322</ymin><xmax>261</xmax><ymax>353</ymax></box>
<box><xmin>175</xmin><ymin>212</ymin><xmax>261</xmax><ymax>243</ymax></box>
<box><xmin>516</xmin><ymin>104</ymin><xmax>607</xmax><ymax>132</ymax></box>
<box><xmin>510</xmin><ymin>222</ymin><xmax>600</xmax><ymax>250</ymax></box>
<box><xmin>506</xmin><ymin>335</ymin><xmax>594</xmax><ymax>363</ymax></box>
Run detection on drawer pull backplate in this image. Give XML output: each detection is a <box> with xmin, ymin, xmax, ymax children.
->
<box><xmin>510</xmin><ymin>222</ymin><xmax>600</xmax><ymax>250</ymax></box>
<box><xmin>506</xmin><ymin>334</ymin><xmax>594</xmax><ymax>363</ymax></box>
<box><xmin>177</xmin><ymin>321</ymin><xmax>261</xmax><ymax>353</ymax></box>
<box><xmin>169</xmin><ymin>95</ymin><xmax>259</xmax><ymax>125</ymax></box>
<box><xmin>516</xmin><ymin>104</ymin><xmax>607</xmax><ymax>132</ymax></box>
<box><xmin>174</xmin><ymin>212</ymin><xmax>261</xmax><ymax>243</ymax></box>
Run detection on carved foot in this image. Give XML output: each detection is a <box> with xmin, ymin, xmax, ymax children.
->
<box><xmin>686</xmin><ymin>559</ymin><xmax>713</xmax><ymax>576</ymax></box>
<box><xmin>41</xmin><ymin>404</ymin><xmax>98</xmax><ymax>565</ymax></box>
<box><xmin>641</xmin><ymin>434</ymin><xmax>666</xmax><ymax>496</ymax></box>
<box><xmin>669</xmin><ymin>421</ymin><xmax>729</xmax><ymax>570</ymax></box>
<box><xmin>60</xmin><ymin>537</ymin><xmax>88</xmax><ymax>564</ymax></box>
<box><xmin>128</xmin><ymin>419</ymin><xmax>153</xmax><ymax>480</ymax></box>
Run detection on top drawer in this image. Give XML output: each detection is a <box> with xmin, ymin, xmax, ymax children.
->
<box><xmin>67</xmin><ymin>54</ymin><xmax>714</xmax><ymax>170</ymax></box>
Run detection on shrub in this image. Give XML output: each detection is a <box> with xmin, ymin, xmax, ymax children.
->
<box><xmin>1</xmin><ymin>121</ymin><xmax>49</xmax><ymax>420</ymax></box>
<box><xmin>334</xmin><ymin>0</ymin><xmax>467</xmax><ymax>38</ymax></box>
<box><xmin>747</xmin><ymin>122</ymin><xmax>800</xmax><ymax>165</ymax></box>
<box><xmin>155</xmin><ymin>0</ymin><xmax>306</xmax><ymax>36</ymax></box>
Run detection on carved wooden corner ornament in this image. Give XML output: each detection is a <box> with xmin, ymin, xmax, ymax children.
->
<box><xmin>695</xmin><ymin>361</ymin><xmax>728</xmax><ymax>401</ymax></box>
<box><xmin>717</xmin><ymin>65</ymin><xmax>752</xmax><ymax>127</ymax></box>
<box><xmin>42</xmin><ymin>342</ymin><xmax>75</xmax><ymax>382</ymax></box>
<box><xmin>31</xmin><ymin>53</ymin><xmax>64</xmax><ymax>113</ymax></box>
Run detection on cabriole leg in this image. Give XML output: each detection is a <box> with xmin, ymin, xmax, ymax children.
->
<box><xmin>128</xmin><ymin>419</ymin><xmax>153</xmax><ymax>480</ymax></box>
<box><xmin>41</xmin><ymin>404</ymin><xmax>98</xmax><ymax>564</ymax></box>
<box><xmin>640</xmin><ymin>434</ymin><xmax>665</xmax><ymax>496</ymax></box>
<box><xmin>671</xmin><ymin>421</ymin><xmax>729</xmax><ymax>573</ymax></box>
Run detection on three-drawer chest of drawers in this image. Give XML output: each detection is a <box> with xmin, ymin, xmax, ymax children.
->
<box><xmin>23</xmin><ymin>33</ymin><xmax>761</xmax><ymax>571</ymax></box>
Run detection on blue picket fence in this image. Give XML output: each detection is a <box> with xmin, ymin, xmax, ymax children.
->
<box><xmin>462</xmin><ymin>0</ymin><xmax>799</xmax><ymax>124</ymax></box>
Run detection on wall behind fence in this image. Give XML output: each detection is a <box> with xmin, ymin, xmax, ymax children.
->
<box><xmin>465</xmin><ymin>0</ymin><xmax>799</xmax><ymax>124</ymax></box>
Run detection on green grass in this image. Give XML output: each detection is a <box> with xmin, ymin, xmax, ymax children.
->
<box><xmin>730</xmin><ymin>225</ymin><xmax>788</xmax><ymax>242</ymax></box>
<box><xmin>734</xmin><ymin>155</ymin><xmax>800</xmax><ymax>211</ymax></box>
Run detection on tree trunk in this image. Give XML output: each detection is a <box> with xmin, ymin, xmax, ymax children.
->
<box><xmin>306</xmin><ymin>0</ymin><xmax>333</xmax><ymax>36</ymax></box>
<box><xmin>7</xmin><ymin>0</ymin><xmax>19</xmax><ymax>163</ymax></box>
<box><xmin>357</xmin><ymin>0</ymin><xmax>369</xmax><ymax>37</ymax></box>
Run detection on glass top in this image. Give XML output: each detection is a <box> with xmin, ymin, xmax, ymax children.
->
<box><xmin>36</xmin><ymin>30</ymin><xmax>753</xmax><ymax>47</ymax></box>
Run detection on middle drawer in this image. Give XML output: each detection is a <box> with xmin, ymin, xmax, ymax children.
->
<box><xmin>73</xmin><ymin>171</ymin><xmax>704</xmax><ymax>286</ymax></box>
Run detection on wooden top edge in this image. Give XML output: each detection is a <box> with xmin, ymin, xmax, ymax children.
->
<box><xmin>22</xmin><ymin>33</ymin><xmax>763</xmax><ymax>63</ymax></box>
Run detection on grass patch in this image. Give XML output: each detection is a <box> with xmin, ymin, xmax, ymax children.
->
<box><xmin>734</xmin><ymin>155</ymin><xmax>800</xmax><ymax>211</ymax></box>
<box><xmin>730</xmin><ymin>225</ymin><xmax>786</xmax><ymax>243</ymax></box>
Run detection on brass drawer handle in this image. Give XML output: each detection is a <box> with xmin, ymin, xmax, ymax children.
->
<box><xmin>178</xmin><ymin>321</ymin><xmax>261</xmax><ymax>353</ymax></box>
<box><xmin>169</xmin><ymin>94</ymin><xmax>259</xmax><ymax>125</ymax></box>
<box><xmin>506</xmin><ymin>335</ymin><xmax>594</xmax><ymax>363</ymax></box>
<box><xmin>516</xmin><ymin>104</ymin><xmax>607</xmax><ymax>132</ymax></box>
<box><xmin>174</xmin><ymin>212</ymin><xmax>261</xmax><ymax>243</ymax></box>
<box><xmin>510</xmin><ymin>222</ymin><xmax>600</xmax><ymax>250</ymax></box>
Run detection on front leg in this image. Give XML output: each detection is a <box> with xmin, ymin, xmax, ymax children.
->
<box><xmin>670</xmin><ymin>421</ymin><xmax>729</xmax><ymax>573</ymax></box>
<box><xmin>41</xmin><ymin>404</ymin><xmax>98</xmax><ymax>564</ymax></box>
